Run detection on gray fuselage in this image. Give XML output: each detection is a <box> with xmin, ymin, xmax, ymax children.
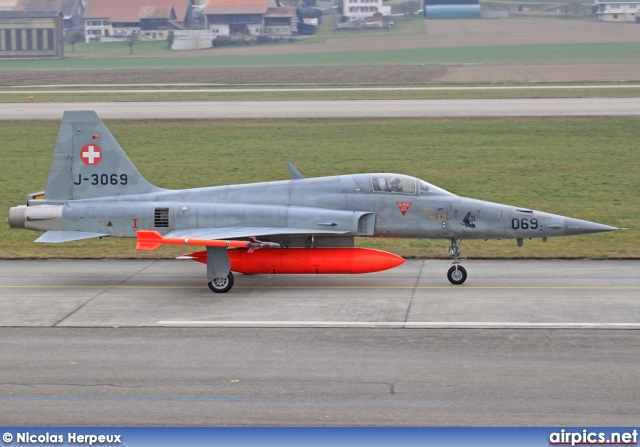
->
<box><xmin>23</xmin><ymin>172</ymin><xmax>577</xmax><ymax>243</ymax></box>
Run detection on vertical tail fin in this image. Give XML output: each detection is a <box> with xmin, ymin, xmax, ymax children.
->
<box><xmin>44</xmin><ymin>110</ymin><xmax>163</xmax><ymax>200</ymax></box>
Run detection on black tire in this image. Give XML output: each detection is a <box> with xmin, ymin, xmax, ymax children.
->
<box><xmin>208</xmin><ymin>271</ymin><xmax>234</xmax><ymax>293</ymax></box>
<box><xmin>447</xmin><ymin>265</ymin><xmax>467</xmax><ymax>285</ymax></box>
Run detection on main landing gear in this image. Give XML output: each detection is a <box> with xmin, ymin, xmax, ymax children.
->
<box><xmin>446</xmin><ymin>238</ymin><xmax>467</xmax><ymax>285</ymax></box>
<box><xmin>208</xmin><ymin>271</ymin><xmax>234</xmax><ymax>293</ymax></box>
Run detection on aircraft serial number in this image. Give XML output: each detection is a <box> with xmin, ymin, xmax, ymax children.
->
<box><xmin>511</xmin><ymin>218</ymin><xmax>539</xmax><ymax>230</ymax></box>
<box><xmin>74</xmin><ymin>174</ymin><xmax>128</xmax><ymax>186</ymax></box>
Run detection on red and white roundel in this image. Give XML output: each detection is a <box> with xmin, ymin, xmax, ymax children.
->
<box><xmin>80</xmin><ymin>144</ymin><xmax>102</xmax><ymax>166</ymax></box>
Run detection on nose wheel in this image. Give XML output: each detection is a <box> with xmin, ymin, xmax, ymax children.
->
<box><xmin>446</xmin><ymin>238</ymin><xmax>467</xmax><ymax>285</ymax></box>
<box><xmin>447</xmin><ymin>265</ymin><xmax>467</xmax><ymax>285</ymax></box>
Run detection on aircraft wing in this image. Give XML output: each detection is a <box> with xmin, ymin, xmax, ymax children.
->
<box><xmin>163</xmin><ymin>227</ymin><xmax>349</xmax><ymax>240</ymax></box>
<box><xmin>35</xmin><ymin>231</ymin><xmax>110</xmax><ymax>243</ymax></box>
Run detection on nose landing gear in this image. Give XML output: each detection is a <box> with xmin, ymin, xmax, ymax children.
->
<box><xmin>446</xmin><ymin>238</ymin><xmax>467</xmax><ymax>285</ymax></box>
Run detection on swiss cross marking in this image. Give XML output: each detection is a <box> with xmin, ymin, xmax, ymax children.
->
<box><xmin>396</xmin><ymin>202</ymin><xmax>412</xmax><ymax>216</ymax></box>
<box><xmin>80</xmin><ymin>144</ymin><xmax>102</xmax><ymax>166</ymax></box>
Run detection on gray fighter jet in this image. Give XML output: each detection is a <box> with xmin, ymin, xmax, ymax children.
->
<box><xmin>8</xmin><ymin>111</ymin><xmax>619</xmax><ymax>293</ymax></box>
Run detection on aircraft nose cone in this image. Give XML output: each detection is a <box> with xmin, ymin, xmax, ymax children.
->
<box><xmin>563</xmin><ymin>217</ymin><xmax>619</xmax><ymax>236</ymax></box>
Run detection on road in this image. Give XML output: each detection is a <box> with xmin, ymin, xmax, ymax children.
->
<box><xmin>0</xmin><ymin>259</ymin><xmax>639</xmax><ymax>426</ymax></box>
<box><xmin>1</xmin><ymin>98</ymin><xmax>640</xmax><ymax>120</ymax></box>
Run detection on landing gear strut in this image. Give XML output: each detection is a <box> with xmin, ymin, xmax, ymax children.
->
<box><xmin>446</xmin><ymin>238</ymin><xmax>467</xmax><ymax>285</ymax></box>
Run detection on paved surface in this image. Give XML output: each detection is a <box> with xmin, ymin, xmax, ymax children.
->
<box><xmin>1</xmin><ymin>260</ymin><xmax>639</xmax><ymax>328</ymax></box>
<box><xmin>0</xmin><ymin>259</ymin><xmax>639</xmax><ymax>426</ymax></box>
<box><xmin>1</xmin><ymin>327</ymin><xmax>639</xmax><ymax>426</ymax></box>
<box><xmin>4</xmin><ymin>84</ymin><xmax>640</xmax><ymax>92</ymax></box>
<box><xmin>2</xmin><ymin>98</ymin><xmax>640</xmax><ymax>120</ymax></box>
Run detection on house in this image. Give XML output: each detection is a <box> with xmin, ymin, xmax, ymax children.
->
<box><xmin>263</xmin><ymin>6</ymin><xmax>296</xmax><ymax>35</ymax></box>
<box><xmin>0</xmin><ymin>9</ymin><xmax>64</xmax><ymax>57</ymax></box>
<box><xmin>139</xmin><ymin>5</ymin><xmax>180</xmax><ymax>40</ymax></box>
<box><xmin>203</xmin><ymin>0</ymin><xmax>277</xmax><ymax>36</ymax></box>
<box><xmin>13</xmin><ymin>0</ymin><xmax>84</xmax><ymax>30</ymax></box>
<box><xmin>83</xmin><ymin>0</ymin><xmax>194</xmax><ymax>42</ymax></box>
<box><xmin>342</xmin><ymin>0</ymin><xmax>390</xmax><ymax>22</ymax></box>
<box><xmin>593</xmin><ymin>0</ymin><xmax>640</xmax><ymax>21</ymax></box>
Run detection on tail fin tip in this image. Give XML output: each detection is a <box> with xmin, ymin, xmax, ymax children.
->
<box><xmin>44</xmin><ymin>110</ymin><xmax>162</xmax><ymax>201</ymax></box>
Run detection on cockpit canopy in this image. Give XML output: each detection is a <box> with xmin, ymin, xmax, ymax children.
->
<box><xmin>371</xmin><ymin>174</ymin><xmax>452</xmax><ymax>196</ymax></box>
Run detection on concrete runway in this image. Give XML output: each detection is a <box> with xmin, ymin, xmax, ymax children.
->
<box><xmin>2</xmin><ymin>98</ymin><xmax>640</xmax><ymax>120</ymax></box>
<box><xmin>1</xmin><ymin>259</ymin><xmax>639</xmax><ymax>328</ymax></box>
<box><xmin>1</xmin><ymin>259</ymin><xmax>639</xmax><ymax>425</ymax></box>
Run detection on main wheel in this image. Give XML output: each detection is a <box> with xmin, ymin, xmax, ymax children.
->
<box><xmin>208</xmin><ymin>272</ymin><xmax>234</xmax><ymax>293</ymax></box>
<box><xmin>447</xmin><ymin>265</ymin><xmax>467</xmax><ymax>285</ymax></box>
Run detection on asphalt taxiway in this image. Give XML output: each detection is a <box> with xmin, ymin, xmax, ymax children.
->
<box><xmin>1</xmin><ymin>259</ymin><xmax>638</xmax><ymax>425</ymax></box>
<box><xmin>1</xmin><ymin>259</ymin><xmax>638</xmax><ymax>328</ymax></box>
<box><xmin>2</xmin><ymin>98</ymin><xmax>640</xmax><ymax>120</ymax></box>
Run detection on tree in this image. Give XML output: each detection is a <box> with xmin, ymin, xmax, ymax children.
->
<box><xmin>298</xmin><ymin>7</ymin><xmax>323</xmax><ymax>20</ymax></box>
<box><xmin>166</xmin><ymin>31</ymin><xmax>175</xmax><ymax>49</ymax></box>
<box><xmin>66</xmin><ymin>32</ymin><xmax>84</xmax><ymax>52</ymax></box>
<box><xmin>125</xmin><ymin>33</ymin><xmax>138</xmax><ymax>55</ymax></box>
<box><xmin>397</xmin><ymin>0</ymin><xmax>420</xmax><ymax>16</ymax></box>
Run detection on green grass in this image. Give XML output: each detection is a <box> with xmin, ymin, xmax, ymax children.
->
<box><xmin>65</xmin><ymin>40</ymin><xmax>173</xmax><ymax>58</ymax></box>
<box><xmin>1</xmin><ymin>42</ymin><xmax>640</xmax><ymax>71</ymax></box>
<box><xmin>296</xmin><ymin>14</ymin><xmax>427</xmax><ymax>44</ymax></box>
<box><xmin>1</xmin><ymin>117</ymin><xmax>637</xmax><ymax>259</ymax></box>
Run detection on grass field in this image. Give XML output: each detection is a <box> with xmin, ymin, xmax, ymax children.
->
<box><xmin>1</xmin><ymin>117</ymin><xmax>637</xmax><ymax>260</ymax></box>
<box><xmin>1</xmin><ymin>42</ymin><xmax>640</xmax><ymax>71</ymax></box>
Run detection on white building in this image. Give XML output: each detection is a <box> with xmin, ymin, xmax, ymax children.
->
<box><xmin>343</xmin><ymin>0</ymin><xmax>390</xmax><ymax>21</ymax></box>
<box><xmin>593</xmin><ymin>0</ymin><xmax>640</xmax><ymax>21</ymax></box>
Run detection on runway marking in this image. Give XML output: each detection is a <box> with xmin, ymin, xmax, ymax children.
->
<box><xmin>155</xmin><ymin>321</ymin><xmax>640</xmax><ymax>329</ymax></box>
<box><xmin>0</xmin><ymin>285</ymin><xmax>639</xmax><ymax>290</ymax></box>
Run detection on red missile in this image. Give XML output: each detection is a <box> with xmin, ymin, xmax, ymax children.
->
<box><xmin>180</xmin><ymin>247</ymin><xmax>405</xmax><ymax>275</ymax></box>
<box><xmin>136</xmin><ymin>230</ymin><xmax>280</xmax><ymax>251</ymax></box>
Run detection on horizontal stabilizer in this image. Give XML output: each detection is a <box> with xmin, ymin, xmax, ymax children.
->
<box><xmin>35</xmin><ymin>231</ymin><xmax>109</xmax><ymax>243</ymax></box>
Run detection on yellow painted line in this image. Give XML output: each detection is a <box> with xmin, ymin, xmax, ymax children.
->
<box><xmin>0</xmin><ymin>285</ymin><xmax>639</xmax><ymax>290</ymax></box>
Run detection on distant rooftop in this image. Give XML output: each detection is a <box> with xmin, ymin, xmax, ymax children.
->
<box><xmin>0</xmin><ymin>8</ymin><xmax>62</xmax><ymax>17</ymax></box>
<box><xmin>84</xmin><ymin>0</ymin><xmax>192</xmax><ymax>23</ymax></box>
<box><xmin>203</xmin><ymin>0</ymin><xmax>272</xmax><ymax>15</ymax></box>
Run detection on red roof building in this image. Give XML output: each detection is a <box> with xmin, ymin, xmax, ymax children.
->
<box><xmin>13</xmin><ymin>0</ymin><xmax>84</xmax><ymax>28</ymax></box>
<box><xmin>263</xmin><ymin>6</ymin><xmax>296</xmax><ymax>35</ymax></box>
<box><xmin>203</xmin><ymin>0</ymin><xmax>291</xmax><ymax>36</ymax></box>
<box><xmin>203</xmin><ymin>0</ymin><xmax>273</xmax><ymax>15</ymax></box>
<box><xmin>84</xmin><ymin>0</ymin><xmax>193</xmax><ymax>41</ymax></box>
<box><xmin>84</xmin><ymin>0</ymin><xmax>193</xmax><ymax>26</ymax></box>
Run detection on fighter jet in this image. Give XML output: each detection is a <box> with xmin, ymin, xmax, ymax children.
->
<box><xmin>8</xmin><ymin>111</ymin><xmax>619</xmax><ymax>293</ymax></box>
